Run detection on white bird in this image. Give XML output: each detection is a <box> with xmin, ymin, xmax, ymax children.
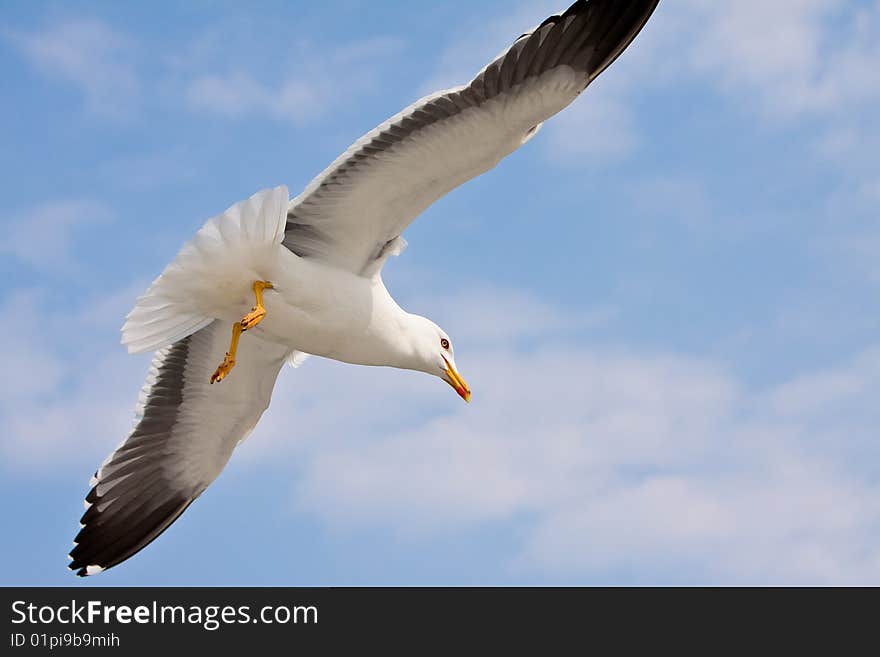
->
<box><xmin>69</xmin><ymin>0</ymin><xmax>660</xmax><ymax>576</ymax></box>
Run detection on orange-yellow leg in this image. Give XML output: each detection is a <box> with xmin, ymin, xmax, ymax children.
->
<box><xmin>210</xmin><ymin>323</ymin><xmax>242</xmax><ymax>384</ymax></box>
<box><xmin>240</xmin><ymin>280</ymin><xmax>273</xmax><ymax>330</ymax></box>
<box><xmin>210</xmin><ymin>280</ymin><xmax>273</xmax><ymax>384</ymax></box>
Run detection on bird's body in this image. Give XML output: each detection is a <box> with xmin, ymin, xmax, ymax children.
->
<box><xmin>263</xmin><ymin>255</ymin><xmax>395</xmax><ymax>366</ymax></box>
<box><xmin>121</xmin><ymin>184</ymin><xmax>445</xmax><ymax>371</ymax></box>
<box><xmin>69</xmin><ymin>0</ymin><xmax>662</xmax><ymax>577</ymax></box>
<box><xmin>249</xmin><ymin>246</ymin><xmax>429</xmax><ymax>370</ymax></box>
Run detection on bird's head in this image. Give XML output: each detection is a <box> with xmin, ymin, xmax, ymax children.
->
<box><xmin>406</xmin><ymin>315</ymin><xmax>471</xmax><ymax>403</ymax></box>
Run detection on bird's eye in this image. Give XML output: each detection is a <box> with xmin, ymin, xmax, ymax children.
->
<box><xmin>440</xmin><ymin>338</ymin><xmax>450</xmax><ymax>350</ymax></box>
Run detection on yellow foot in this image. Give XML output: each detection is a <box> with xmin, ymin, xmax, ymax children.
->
<box><xmin>210</xmin><ymin>352</ymin><xmax>235</xmax><ymax>384</ymax></box>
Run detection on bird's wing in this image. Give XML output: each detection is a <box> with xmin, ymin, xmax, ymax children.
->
<box><xmin>69</xmin><ymin>321</ymin><xmax>290</xmax><ymax>576</ymax></box>
<box><xmin>283</xmin><ymin>0</ymin><xmax>660</xmax><ymax>275</ymax></box>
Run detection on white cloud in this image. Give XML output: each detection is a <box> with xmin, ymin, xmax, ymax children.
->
<box><xmin>416</xmin><ymin>0</ymin><xmax>642</xmax><ymax>167</ymax></box>
<box><xmin>0</xmin><ymin>199</ymin><xmax>111</xmax><ymax>272</ymax></box>
<box><xmin>767</xmin><ymin>349</ymin><xmax>880</xmax><ymax>418</ymax></box>
<box><xmin>421</xmin><ymin>283</ymin><xmax>615</xmax><ymax>345</ymax></box>
<box><xmin>839</xmin><ymin>232</ymin><xmax>880</xmax><ymax>284</ymax></box>
<box><xmin>0</xmin><ymin>291</ymin><xmax>65</xmax><ymax>404</ymax></box>
<box><xmin>417</xmin><ymin>0</ymin><xmax>560</xmax><ymax>93</ymax></box>
<box><xmin>0</xmin><ymin>284</ymin><xmax>147</xmax><ymax>472</ymax></box>
<box><xmin>660</xmin><ymin>0</ymin><xmax>880</xmax><ymax>120</ymax></box>
<box><xmin>185</xmin><ymin>71</ymin><xmax>326</xmax><ymax>122</ymax></box>
<box><xmin>1</xmin><ymin>352</ymin><xmax>142</xmax><ymax>472</ymax></box>
<box><xmin>222</xmin><ymin>281</ymin><xmax>880</xmax><ymax>583</ymax></box>
<box><xmin>288</xmin><ymin>346</ymin><xmax>737</xmax><ymax>528</ymax></box>
<box><xmin>627</xmin><ymin>175</ymin><xmax>714</xmax><ymax>233</ymax></box>
<box><xmin>419</xmin><ymin>0</ymin><xmax>880</xmax><ymax>171</ymax></box>
<box><xmin>3</xmin><ymin>273</ymin><xmax>880</xmax><ymax>582</ymax></box>
<box><xmin>283</xmin><ymin>336</ymin><xmax>880</xmax><ymax>583</ymax></box>
<box><xmin>182</xmin><ymin>36</ymin><xmax>404</xmax><ymax>123</ymax></box>
<box><xmin>5</xmin><ymin>15</ymin><xmax>403</xmax><ymax>125</ymax></box>
<box><xmin>519</xmin><ymin>461</ymin><xmax>880</xmax><ymax>583</ymax></box>
<box><xmin>5</xmin><ymin>19</ymin><xmax>139</xmax><ymax>118</ymax></box>
<box><xmin>544</xmin><ymin>83</ymin><xmax>639</xmax><ymax>166</ymax></box>
<box><xmin>0</xmin><ymin>191</ymin><xmax>146</xmax><ymax>471</ymax></box>
<box><xmin>97</xmin><ymin>148</ymin><xmax>198</xmax><ymax>191</ymax></box>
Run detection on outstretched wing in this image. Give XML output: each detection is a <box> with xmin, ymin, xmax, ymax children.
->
<box><xmin>69</xmin><ymin>322</ymin><xmax>290</xmax><ymax>576</ymax></box>
<box><xmin>283</xmin><ymin>0</ymin><xmax>660</xmax><ymax>275</ymax></box>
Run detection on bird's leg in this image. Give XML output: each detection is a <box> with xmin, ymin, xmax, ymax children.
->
<box><xmin>210</xmin><ymin>280</ymin><xmax>273</xmax><ymax>384</ymax></box>
<box><xmin>210</xmin><ymin>323</ymin><xmax>242</xmax><ymax>384</ymax></box>
<box><xmin>240</xmin><ymin>280</ymin><xmax>273</xmax><ymax>330</ymax></box>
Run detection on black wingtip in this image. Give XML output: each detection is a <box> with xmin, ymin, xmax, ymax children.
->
<box><xmin>67</xmin><ymin>551</ymin><xmax>100</xmax><ymax>578</ymax></box>
<box><xmin>69</xmin><ymin>487</ymin><xmax>194</xmax><ymax>577</ymax></box>
<box><xmin>594</xmin><ymin>0</ymin><xmax>661</xmax><ymax>74</ymax></box>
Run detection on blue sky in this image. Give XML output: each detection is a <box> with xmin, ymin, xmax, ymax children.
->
<box><xmin>2</xmin><ymin>0</ymin><xmax>880</xmax><ymax>585</ymax></box>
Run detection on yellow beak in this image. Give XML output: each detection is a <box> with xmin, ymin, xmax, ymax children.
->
<box><xmin>442</xmin><ymin>356</ymin><xmax>471</xmax><ymax>403</ymax></box>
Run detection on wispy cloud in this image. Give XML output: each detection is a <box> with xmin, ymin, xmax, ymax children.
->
<box><xmin>414</xmin><ymin>0</ymin><xmax>643</xmax><ymax>165</ymax></box>
<box><xmin>838</xmin><ymin>231</ymin><xmax>880</xmax><ymax>284</ymax></box>
<box><xmin>0</xmin><ymin>199</ymin><xmax>112</xmax><ymax>273</ymax></box>
<box><xmin>167</xmin><ymin>284</ymin><xmax>876</xmax><ymax>584</ymax></box>
<box><xmin>420</xmin><ymin>0</ymin><xmax>880</xmax><ymax>173</ymax></box>
<box><xmin>417</xmin><ymin>0</ymin><xmax>560</xmax><ymax>93</ymax></box>
<box><xmin>0</xmin><ymin>283</ymin><xmax>146</xmax><ymax>472</ymax></box>
<box><xmin>544</xmin><ymin>82</ymin><xmax>640</xmax><ymax>166</ymax></box>
<box><xmin>4</xmin><ymin>19</ymin><xmax>140</xmax><ymax>119</ymax></box>
<box><xmin>668</xmin><ymin>0</ymin><xmax>880</xmax><ymax>119</ymax></box>
<box><xmin>97</xmin><ymin>148</ymin><xmax>198</xmax><ymax>192</ymax></box>
<box><xmin>5</xmin><ymin>15</ymin><xmax>404</xmax><ymax>126</ymax></box>
<box><xmin>2</xmin><ymin>256</ymin><xmax>879</xmax><ymax>582</ymax></box>
<box><xmin>656</xmin><ymin>0</ymin><xmax>880</xmax><ymax>194</ymax></box>
<box><xmin>284</xmin><ymin>329</ymin><xmax>880</xmax><ymax>583</ymax></box>
<box><xmin>3</xmin><ymin>1</ymin><xmax>880</xmax><ymax>585</ymax></box>
<box><xmin>426</xmin><ymin>284</ymin><xmax>616</xmax><ymax>345</ymax></box>
<box><xmin>181</xmin><ymin>36</ymin><xmax>404</xmax><ymax>123</ymax></box>
<box><xmin>185</xmin><ymin>72</ymin><xmax>324</xmax><ymax>122</ymax></box>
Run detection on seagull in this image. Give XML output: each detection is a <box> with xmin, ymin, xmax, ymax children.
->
<box><xmin>69</xmin><ymin>0</ymin><xmax>660</xmax><ymax>577</ymax></box>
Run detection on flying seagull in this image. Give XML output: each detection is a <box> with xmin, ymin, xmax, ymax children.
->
<box><xmin>69</xmin><ymin>0</ymin><xmax>660</xmax><ymax>577</ymax></box>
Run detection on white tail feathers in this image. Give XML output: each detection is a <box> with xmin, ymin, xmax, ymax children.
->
<box><xmin>122</xmin><ymin>186</ymin><xmax>289</xmax><ymax>354</ymax></box>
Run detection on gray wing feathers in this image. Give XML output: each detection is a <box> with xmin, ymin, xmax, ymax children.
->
<box><xmin>69</xmin><ymin>321</ymin><xmax>289</xmax><ymax>576</ymax></box>
<box><xmin>475</xmin><ymin>0</ymin><xmax>659</xmax><ymax>97</ymax></box>
<box><xmin>283</xmin><ymin>0</ymin><xmax>660</xmax><ymax>274</ymax></box>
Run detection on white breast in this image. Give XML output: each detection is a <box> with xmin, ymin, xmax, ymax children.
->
<box><xmin>255</xmin><ymin>251</ymin><xmax>405</xmax><ymax>366</ymax></box>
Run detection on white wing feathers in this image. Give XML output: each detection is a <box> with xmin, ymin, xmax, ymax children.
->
<box><xmin>282</xmin><ymin>0</ymin><xmax>661</xmax><ymax>276</ymax></box>
<box><xmin>70</xmin><ymin>322</ymin><xmax>289</xmax><ymax>576</ymax></box>
<box><xmin>70</xmin><ymin>0</ymin><xmax>661</xmax><ymax>577</ymax></box>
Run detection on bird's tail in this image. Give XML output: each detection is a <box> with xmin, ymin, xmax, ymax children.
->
<box><xmin>121</xmin><ymin>186</ymin><xmax>289</xmax><ymax>354</ymax></box>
